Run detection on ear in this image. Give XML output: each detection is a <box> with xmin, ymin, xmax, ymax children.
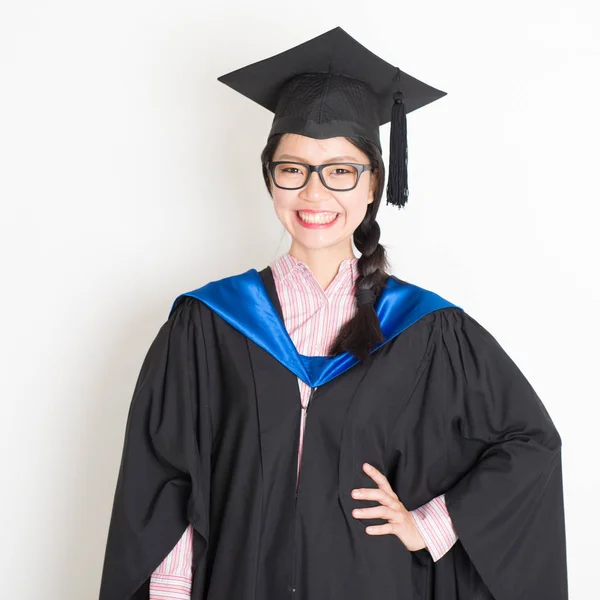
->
<box><xmin>367</xmin><ymin>168</ymin><xmax>378</xmax><ymax>205</ymax></box>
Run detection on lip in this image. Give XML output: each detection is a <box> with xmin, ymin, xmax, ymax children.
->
<box><xmin>295</xmin><ymin>210</ymin><xmax>341</xmax><ymax>229</ymax></box>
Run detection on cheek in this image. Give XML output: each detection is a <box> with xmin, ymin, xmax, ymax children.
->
<box><xmin>271</xmin><ymin>192</ymin><xmax>297</xmax><ymax>223</ymax></box>
<box><xmin>272</xmin><ymin>192</ymin><xmax>286</xmax><ymax>206</ymax></box>
<box><xmin>339</xmin><ymin>196</ymin><xmax>370</xmax><ymax>227</ymax></box>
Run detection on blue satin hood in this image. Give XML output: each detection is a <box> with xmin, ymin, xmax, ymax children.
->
<box><xmin>169</xmin><ymin>269</ymin><xmax>461</xmax><ymax>388</ymax></box>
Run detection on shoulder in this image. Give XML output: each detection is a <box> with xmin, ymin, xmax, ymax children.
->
<box><xmin>385</xmin><ymin>273</ymin><xmax>467</xmax><ymax>325</ymax></box>
<box><xmin>386</xmin><ymin>274</ymin><xmax>504</xmax><ymax>348</ymax></box>
<box><xmin>420</xmin><ymin>301</ymin><xmax>519</xmax><ymax>381</ymax></box>
<box><xmin>385</xmin><ymin>275</ymin><xmax>533</xmax><ymax>391</ymax></box>
<box><xmin>387</xmin><ymin>274</ymin><xmax>460</xmax><ymax>307</ymax></box>
<box><xmin>168</xmin><ymin>266</ymin><xmax>263</xmax><ymax>320</ymax></box>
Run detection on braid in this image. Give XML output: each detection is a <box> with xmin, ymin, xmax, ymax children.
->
<box><xmin>353</xmin><ymin>212</ymin><xmax>389</xmax><ymax>298</ymax></box>
<box><xmin>328</xmin><ymin>207</ymin><xmax>390</xmax><ymax>362</ymax></box>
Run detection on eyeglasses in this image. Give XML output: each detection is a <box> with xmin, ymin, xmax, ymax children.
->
<box><xmin>268</xmin><ymin>161</ymin><xmax>373</xmax><ymax>191</ymax></box>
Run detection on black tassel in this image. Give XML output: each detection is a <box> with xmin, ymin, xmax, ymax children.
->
<box><xmin>386</xmin><ymin>90</ymin><xmax>408</xmax><ymax>208</ymax></box>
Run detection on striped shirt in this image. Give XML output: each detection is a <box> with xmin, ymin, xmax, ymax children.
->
<box><xmin>149</xmin><ymin>253</ymin><xmax>458</xmax><ymax>598</ymax></box>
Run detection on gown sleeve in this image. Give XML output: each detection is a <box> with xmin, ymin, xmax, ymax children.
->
<box><xmin>395</xmin><ymin>308</ymin><xmax>568</xmax><ymax>600</ymax></box>
<box><xmin>98</xmin><ymin>297</ymin><xmax>210</xmax><ymax>599</ymax></box>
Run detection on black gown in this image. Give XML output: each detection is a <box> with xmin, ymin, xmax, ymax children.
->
<box><xmin>98</xmin><ymin>266</ymin><xmax>568</xmax><ymax>600</ymax></box>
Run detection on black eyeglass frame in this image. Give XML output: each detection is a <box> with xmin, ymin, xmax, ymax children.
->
<box><xmin>267</xmin><ymin>161</ymin><xmax>373</xmax><ymax>191</ymax></box>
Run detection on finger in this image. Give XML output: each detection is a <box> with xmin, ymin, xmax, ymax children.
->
<box><xmin>363</xmin><ymin>463</ymin><xmax>396</xmax><ymax>496</ymax></box>
<box><xmin>352</xmin><ymin>487</ymin><xmax>396</xmax><ymax>507</ymax></box>
<box><xmin>365</xmin><ymin>523</ymin><xmax>396</xmax><ymax>536</ymax></box>
<box><xmin>352</xmin><ymin>506</ymin><xmax>395</xmax><ymax>520</ymax></box>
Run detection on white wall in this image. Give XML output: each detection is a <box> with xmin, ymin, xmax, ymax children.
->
<box><xmin>1</xmin><ymin>1</ymin><xmax>598</xmax><ymax>597</ymax></box>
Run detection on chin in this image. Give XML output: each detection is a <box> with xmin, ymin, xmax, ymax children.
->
<box><xmin>295</xmin><ymin>234</ymin><xmax>348</xmax><ymax>251</ymax></box>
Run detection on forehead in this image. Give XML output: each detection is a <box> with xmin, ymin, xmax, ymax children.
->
<box><xmin>274</xmin><ymin>133</ymin><xmax>366</xmax><ymax>162</ymax></box>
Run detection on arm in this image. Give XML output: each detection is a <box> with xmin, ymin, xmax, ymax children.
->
<box><xmin>425</xmin><ymin>309</ymin><xmax>567</xmax><ymax>598</ymax></box>
<box><xmin>98</xmin><ymin>297</ymin><xmax>210</xmax><ymax>599</ymax></box>
<box><xmin>388</xmin><ymin>308</ymin><xmax>568</xmax><ymax>599</ymax></box>
<box><xmin>149</xmin><ymin>524</ymin><xmax>194</xmax><ymax>600</ymax></box>
<box><xmin>409</xmin><ymin>494</ymin><xmax>457</xmax><ymax>561</ymax></box>
<box><xmin>439</xmin><ymin>311</ymin><xmax>568</xmax><ymax>599</ymax></box>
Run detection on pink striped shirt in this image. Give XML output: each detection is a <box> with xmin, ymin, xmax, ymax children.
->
<box><xmin>149</xmin><ymin>253</ymin><xmax>458</xmax><ymax>597</ymax></box>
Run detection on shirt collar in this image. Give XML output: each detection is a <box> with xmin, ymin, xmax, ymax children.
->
<box><xmin>270</xmin><ymin>252</ymin><xmax>359</xmax><ymax>290</ymax></box>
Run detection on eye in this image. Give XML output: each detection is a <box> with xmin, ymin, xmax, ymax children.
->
<box><xmin>332</xmin><ymin>168</ymin><xmax>351</xmax><ymax>175</ymax></box>
<box><xmin>282</xmin><ymin>167</ymin><xmax>301</xmax><ymax>174</ymax></box>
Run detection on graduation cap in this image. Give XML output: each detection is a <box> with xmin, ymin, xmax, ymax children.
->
<box><xmin>217</xmin><ymin>26</ymin><xmax>447</xmax><ymax>209</ymax></box>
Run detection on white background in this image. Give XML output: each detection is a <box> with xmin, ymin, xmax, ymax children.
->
<box><xmin>1</xmin><ymin>1</ymin><xmax>598</xmax><ymax>598</ymax></box>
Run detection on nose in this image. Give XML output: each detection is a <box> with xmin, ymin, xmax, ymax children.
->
<box><xmin>301</xmin><ymin>170</ymin><xmax>329</xmax><ymax>200</ymax></box>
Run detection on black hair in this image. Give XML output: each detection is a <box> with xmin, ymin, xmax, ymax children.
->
<box><xmin>260</xmin><ymin>133</ymin><xmax>391</xmax><ymax>363</ymax></box>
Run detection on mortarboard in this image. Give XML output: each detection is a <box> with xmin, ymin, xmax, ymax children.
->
<box><xmin>216</xmin><ymin>26</ymin><xmax>447</xmax><ymax>209</ymax></box>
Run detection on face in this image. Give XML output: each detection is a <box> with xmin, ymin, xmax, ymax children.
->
<box><xmin>268</xmin><ymin>134</ymin><xmax>377</xmax><ymax>256</ymax></box>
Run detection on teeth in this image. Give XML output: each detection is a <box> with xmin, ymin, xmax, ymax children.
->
<box><xmin>297</xmin><ymin>211</ymin><xmax>338</xmax><ymax>224</ymax></box>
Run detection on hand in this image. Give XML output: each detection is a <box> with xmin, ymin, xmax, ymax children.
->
<box><xmin>351</xmin><ymin>462</ymin><xmax>427</xmax><ymax>553</ymax></box>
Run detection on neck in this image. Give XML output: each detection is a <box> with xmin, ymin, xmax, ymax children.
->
<box><xmin>288</xmin><ymin>242</ymin><xmax>356</xmax><ymax>291</ymax></box>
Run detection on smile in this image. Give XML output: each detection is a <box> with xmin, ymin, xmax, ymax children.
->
<box><xmin>296</xmin><ymin>210</ymin><xmax>340</xmax><ymax>228</ymax></box>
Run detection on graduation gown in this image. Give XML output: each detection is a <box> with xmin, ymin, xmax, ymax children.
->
<box><xmin>98</xmin><ymin>266</ymin><xmax>568</xmax><ymax>600</ymax></box>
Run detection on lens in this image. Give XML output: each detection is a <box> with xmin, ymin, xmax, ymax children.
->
<box><xmin>273</xmin><ymin>163</ymin><xmax>309</xmax><ymax>189</ymax></box>
<box><xmin>322</xmin><ymin>164</ymin><xmax>358</xmax><ymax>190</ymax></box>
<box><xmin>272</xmin><ymin>163</ymin><xmax>359</xmax><ymax>190</ymax></box>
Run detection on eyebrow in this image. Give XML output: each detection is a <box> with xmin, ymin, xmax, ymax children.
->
<box><xmin>276</xmin><ymin>154</ymin><xmax>360</xmax><ymax>163</ymax></box>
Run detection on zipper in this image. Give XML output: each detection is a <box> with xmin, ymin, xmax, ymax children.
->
<box><xmin>291</xmin><ymin>385</ymin><xmax>318</xmax><ymax>596</ymax></box>
<box><xmin>295</xmin><ymin>386</ymin><xmax>317</xmax><ymax>497</ymax></box>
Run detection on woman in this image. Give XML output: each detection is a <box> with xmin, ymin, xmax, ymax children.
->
<box><xmin>99</xmin><ymin>27</ymin><xmax>569</xmax><ymax>600</ymax></box>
